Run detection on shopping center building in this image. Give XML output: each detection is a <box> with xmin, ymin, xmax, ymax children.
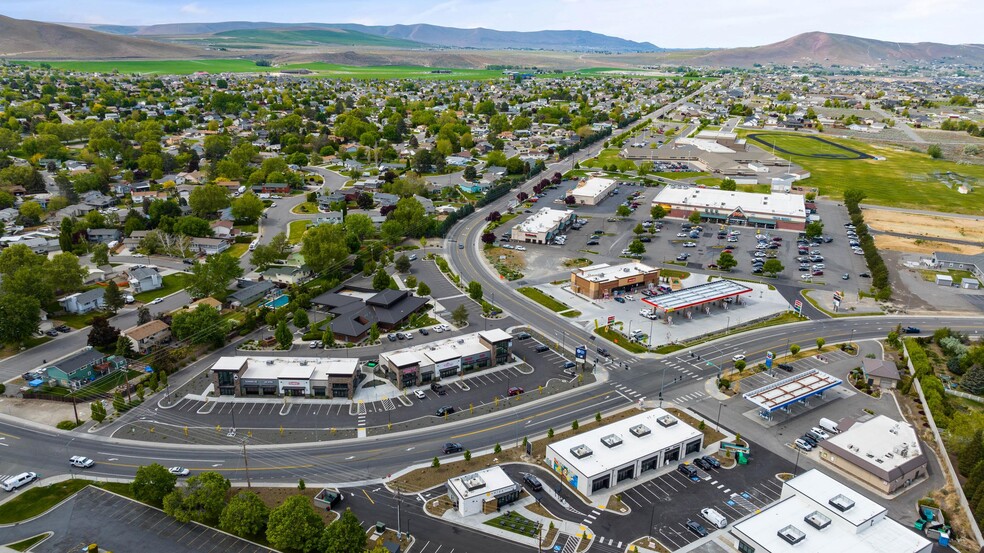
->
<box><xmin>570</xmin><ymin>262</ymin><xmax>661</xmax><ymax>299</ymax></box>
<box><xmin>568</xmin><ymin>176</ymin><xmax>617</xmax><ymax>206</ymax></box>
<box><xmin>509</xmin><ymin>207</ymin><xmax>577</xmax><ymax>244</ymax></box>
<box><xmin>210</xmin><ymin>356</ymin><xmax>361</xmax><ymax>399</ymax></box>
<box><xmin>652</xmin><ymin>186</ymin><xmax>807</xmax><ymax>230</ymax></box>
<box><xmin>379</xmin><ymin>329</ymin><xmax>513</xmax><ymax>389</ymax></box>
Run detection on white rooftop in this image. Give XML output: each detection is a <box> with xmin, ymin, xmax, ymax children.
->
<box><xmin>571</xmin><ymin>176</ymin><xmax>616</xmax><ymax>198</ymax></box>
<box><xmin>547</xmin><ymin>409</ymin><xmax>702</xmax><ymax>478</ymax></box>
<box><xmin>822</xmin><ymin>415</ymin><xmax>923</xmax><ymax>474</ymax></box>
<box><xmin>743</xmin><ymin>369</ymin><xmax>842</xmax><ymax>412</ymax></box>
<box><xmin>478</xmin><ymin>328</ymin><xmax>512</xmax><ymax>343</ymax></box>
<box><xmin>447</xmin><ymin>466</ymin><xmax>517</xmax><ymax>500</ymax></box>
<box><xmin>653</xmin><ymin>186</ymin><xmax>806</xmax><ymax>219</ymax></box>
<box><xmin>675</xmin><ymin>137</ymin><xmax>736</xmax><ymax>153</ymax></box>
<box><xmin>573</xmin><ymin>262</ymin><xmax>658</xmax><ymax>284</ymax></box>
<box><xmin>733</xmin><ymin>470</ymin><xmax>929</xmax><ymax>553</ymax></box>
<box><xmin>380</xmin><ymin>331</ymin><xmax>495</xmax><ymax>368</ymax></box>
<box><xmin>217</xmin><ymin>356</ymin><xmax>359</xmax><ymax>381</ymax></box>
<box><xmin>514</xmin><ymin>207</ymin><xmax>573</xmax><ymax>234</ymax></box>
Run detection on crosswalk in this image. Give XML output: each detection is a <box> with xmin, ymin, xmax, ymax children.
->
<box><xmin>590</xmin><ymin>536</ymin><xmax>625</xmax><ymax>552</ymax></box>
<box><xmin>610</xmin><ymin>383</ymin><xmax>644</xmax><ymax>400</ymax></box>
<box><xmin>580</xmin><ymin>508</ymin><xmax>601</xmax><ymax>526</ymax></box>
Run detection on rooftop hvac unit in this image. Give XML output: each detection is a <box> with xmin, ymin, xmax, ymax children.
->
<box><xmin>804</xmin><ymin>511</ymin><xmax>831</xmax><ymax>530</ymax></box>
<box><xmin>461</xmin><ymin>474</ymin><xmax>486</xmax><ymax>491</ymax></box>
<box><xmin>570</xmin><ymin>444</ymin><xmax>593</xmax><ymax>459</ymax></box>
<box><xmin>300</xmin><ymin>361</ymin><xmax>308</xmax><ymax>366</ymax></box>
<box><xmin>657</xmin><ymin>415</ymin><xmax>678</xmax><ymax>428</ymax></box>
<box><xmin>629</xmin><ymin>424</ymin><xmax>651</xmax><ymax>437</ymax></box>
<box><xmin>828</xmin><ymin>494</ymin><xmax>855</xmax><ymax>512</ymax></box>
<box><xmin>777</xmin><ymin>525</ymin><xmax>806</xmax><ymax>545</ymax></box>
<box><xmin>266</xmin><ymin>360</ymin><xmax>274</xmax><ymax>365</ymax></box>
<box><xmin>600</xmin><ymin>434</ymin><xmax>623</xmax><ymax>448</ymax></box>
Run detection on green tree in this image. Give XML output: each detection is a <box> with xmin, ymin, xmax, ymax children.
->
<box><xmin>633</xmin><ymin>223</ymin><xmax>645</xmax><ymax>236</ymax></box>
<box><xmin>173</xmin><ymin>216</ymin><xmax>213</xmax><ymax>238</ymax></box>
<box><xmin>962</xmin><ymin>364</ymin><xmax>984</xmax><ymax>395</ymax></box>
<box><xmin>572</xmin><ymin>419</ymin><xmax>579</xmax><ymax>432</ymax></box>
<box><xmin>468</xmin><ymin>280</ymin><xmax>483</xmax><ymax>301</ymax></box>
<box><xmin>319</xmin><ymin>508</ymin><xmax>367</xmax><ymax>553</ymax></box>
<box><xmin>90</xmin><ymin>401</ymin><xmax>107</xmax><ymax>423</ymax></box>
<box><xmin>115</xmin><ymin>334</ymin><xmax>135</xmax><ymax>358</ymax></box>
<box><xmin>293</xmin><ymin>308</ymin><xmax>309</xmax><ymax>329</ymax></box>
<box><xmin>0</xmin><ymin>293</ymin><xmax>41</xmax><ymax>343</ymax></box>
<box><xmin>628</xmin><ymin>239</ymin><xmax>646</xmax><ymax>255</ymax></box>
<box><xmin>417</xmin><ymin>282</ymin><xmax>431</xmax><ymax>296</ymax></box>
<box><xmin>494</xmin><ymin>443</ymin><xmax>502</xmax><ymax>454</ymax></box>
<box><xmin>735</xmin><ymin>360</ymin><xmax>747</xmax><ymax>373</ymax></box>
<box><xmin>650</xmin><ymin>204</ymin><xmax>666</xmax><ymax>220</ymax></box>
<box><xmin>220</xmin><ymin>491</ymin><xmax>270</xmax><ymax>539</ymax></box>
<box><xmin>250</xmin><ymin>233</ymin><xmax>291</xmax><ymax>270</ymax></box>
<box><xmin>188</xmin><ymin>254</ymin><xmax>243</xmax><ymax>300</ymax></box>
<box><xmin>395</xmin><ymin>254</ymin><xmax>411</xmax><ymax>273</ymax></box>
<box><xmin>451</xmin><ymin>304</ymin><xmax>469</xmax><ymax>327</ymax></box>
<box><xmin>762</xmin><ymin>258</ymin><xmax>785</xmax><ymax>277</ymax></box>
<box><xmin>372</xmin><ymin>267</ymin><xmax>391</xmax><ymax>291</ymax></box>
<box><xmin>804</xmin><ymin>221</ymin><xmax>824</xmax><ymax>239</ymax></box>
<box><xmin>391</xmin><ymin>197</ymin><xmax>431</xmax><ymax>238</ymax></box>
<box><xmin>790</xmin><ymin>344</ymin><xmax>801</xmax><ymax>356</ymax></box>
<box><xmin>18</xmin><ymin>201</ymin><xmax>43</xmax><ymax>223</ymax></box>
<box><xmin>275</xmin><ymin>320</ymin><xmax>292</xmax><ymax>350</ymax></box>
<box><xmin>960</xmin><ymin>430</ymin><xmax>984</xmax><ymax>475</ymax></box>
<box><xmin>720</xmin><ymin>178</ymin><xmax>737</xmax><ymax>191</ymax></box>
<box><xmin>87</xmin><ymin>316</ymin><xmax>120</xmax><ymax>348</ymax></box>
<box><xmin>464</xmin><ymin>450</ymin><xmax>472</xmax><ymax>461</ymax></box>
<box><xmin>163</xmin><ymin>471</ymin><xmax>230</xmax><ymax>524</ymax></box>
<box><xmin>171</xmin><ymin>305</ymin><xmax>227</xmax><ymax>348</ymax></box>
<box><xmin>46</xmin><ymin>252</ymin><xmax>87</xmax><ymax>294</ymax></box>
<box><xmin>266</xmin><ymin>495</ymin><xmax>324</xmax><ymax>553</ymax></box>
<box><xmin>230</xmin><ymin>192</ymin><xmax>264</xmax><ymax>223</ymax></box>
<box><xmin>132</xmin><ymin>463</ymin><xmax>177</xmax><ymax>506</ymax></box>
<box><xmin>322</xmin><ymin>326</ymin><xmax>335</xmax><ymax>348</ymax></box>
<box><xmin>616</xmin><ymin>205</ymin><xmax>631</xmax><ymax>218</ymax></box>
<box><xmin>188</xmin><ymin>184</ymin><xmax>231</xmax><ymax>217</ymax></box>
<box><xmin>816</xmin><ymin>337</ymin><xmax>826</xmax><ymax>350</ymax></box>
<box><xmin>927</xmin><ymin>144</ymin><xmax>943</xmax><ymax>159</ymax></box>
<box><xmin>301</xmin><ymin>223</ymin><xmax>349</xmax><ymax>274</ymax></box>
<box><xmin>368</xmin><ymin>323</ymin><xmax>380</xmax><ymax>343</ymax></box>
<box><xmin>103</xmin><ymin>280</ymin><xmax>125</xmax><ymax>314</ymax></box>
<box><xmin>91</xmin><ymin>243</ymin><xmax>110</xmax><ymax>266</ymax></box>
<box><xmin>688</xmin><ymin>211</ymin><xmax>702</xmax><ymax>225</ymax></box>
<box><xmin>717</xmin><ymin>252</ymin><xmax>737</xmax><ymax>272</ymax></box>
<box><xmin>432</xmin><ymin>457</ymin><xmax>441</xmax><ymax>468</ymax></box>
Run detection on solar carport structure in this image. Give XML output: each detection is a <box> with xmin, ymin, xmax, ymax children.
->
<box><xmin>641</xmin><ymin>279</ymin><xmax>752</xmax><ymax>313</ymax></box>
<box><xmin>743</xmin><ymin>369</ymin><xmax>842</xmax><ymax>420</ymax></box>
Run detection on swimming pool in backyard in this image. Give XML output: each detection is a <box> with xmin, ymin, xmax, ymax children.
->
<box><xmin>264</xmin><ymin>294</ymin><xmax>289</xmax><ymax>309</ymax></box>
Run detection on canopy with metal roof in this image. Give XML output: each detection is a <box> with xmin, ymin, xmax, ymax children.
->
<box><xmin>641</xmin><ymin>279</ymin><xmax>752</xmax><ymax>313</ymax></box>
<box><xmin>743</xmin><ymin>369</ymin><xmax>842</xmax><ymax>413</ymax></box>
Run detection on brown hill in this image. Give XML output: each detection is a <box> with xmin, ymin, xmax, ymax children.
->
<box><xmin>0</xmin><ymin>14</ymin><xmax>207</xmax><ymax>59</ymax></box>
<box><xmin>684</xmin><ymin>32</ymin><xmax>984</xmax><ymax>67</ymax></box>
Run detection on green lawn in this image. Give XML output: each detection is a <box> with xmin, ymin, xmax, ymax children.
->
<box><xmin>226</xmin><ymin>243</ymin><xmax>250</xmax><ymax>259</ymax></box>
<box><xmin>737</xmin><ymin>130</ymin><xmax>984</xmax><ymax>214</ymax></box>
<box><xmin>659</xmin><ymin>268</ymin><xmax>691</xmax><ymax>279</ymax></box>
<box><xmin>6</xmin><ymin>533</ymin><xmax>48</xmax><ymax>551</ymax></box>
<box><xmin>53</xmin><ymin>310</ymin><xmax>108</xmax><ymax>329</ymax></box>
<box><xmin>16</xmin><ymin>60</ymin><xmax>505</xmax><ymax>80</ymax></box>
<box><xmin>0</xmin><ymin>480</ymin><xmax>93</xmax><ymax>523</ymax></box>
<box><xmin>134</xmin><ymin>272</ymin><xmax>192</xmax><ymax>303</ymax></box>
<box><xmin>289</xmin><ymin>220</ymin><xmax>310</xmax><ymax>244</ymax></box>
<box><xmin>291</xmin><ymin>202</ymin><xmax>321</xmax><ymax>214</ymax></box>
<box><xmin>594</xmin><ymin>326</ymin><xmax>649</xmax><ymax>353</ymax></box>
<box><xmin>484</xmin><ymin>511</ymin><xmax>541</xmax><ymax>536</ymax></box>
<box><xmin>518</xmin><ymin>287</ymin><xmax>571</xmax><ymax>313</ymax></box>
<box><xmin>560</xmin><ymin>310</ymin><xmax>582</xmax><ymax>318</ymax></box>
<box><xmin>582</xmin><ymin>148</ymin><xmax>638</xmax><ymax>172</ymax></box>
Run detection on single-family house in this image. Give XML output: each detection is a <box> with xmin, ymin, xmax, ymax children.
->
<box><xmin>190</xmin><ymin>237</ymin><xmax>230</xmax><ymax>255</ymax></box>
<box><xmin>44</xmin><ymin>348</ymin><xmax>127</xmax><ymax>387</ymax></box>
<box><xmin>129</xmin><ymin>267</ymin><xmax>163</xmax><ymax>294</ymax></box>
<box><xmin>79</xmin><ymin>191</ymin><xmax>117</xmax><ymax>208</ymax></box>
<box><xmin>86</xmin><ymin>228</ymin><xmax>122</xmax><ymax>244</ymax></box>
<box><xmin>251</xmin><ymin>183</ymin><xmax>291</xmax><ymax>195</ymax></box>
<box><xmin>59</xmin><ymin>289</ymin><xmax>106</xmax><ymax>314</ymax></box>
<box><xmin>860</xmin><ymin>358</ymin><xmax>901</xmax><ymax>390</ymax></box>
<box><xmin>413</xmin><ymin>195</ymin><xmax>435</xmax><ymax>214</ymax></box>
<box><xmin>123</xmin><ymin>320</ymin><xmax>172</xmax><ymax>355</ymax></box>
<box><xmin>210</xmin><ymin>220</ymin><xmax>238</xmax><ymax>239</ymax></box>
<box><xmin>227</xmin><ymin>280</ymin><xmax>277</xmax><ymax>308</ymax></box>
<box><xmin>262</xmin><ymin>265</ymin><xmax>312</xmax><ymax>286</ymax></box>
<box><xmin>374</xmin><ymin>193</ymin><xmax>400</xmax><ymax>208</ymax></box>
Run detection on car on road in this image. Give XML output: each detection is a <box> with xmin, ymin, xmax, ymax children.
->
<box><xmin>676</xmin><ymin>253</ymin><xmax>689</xmax><ymax>261</ymax></box>
<box><xmin>430</xmin><ymin>382</ymin><xmax>447</xmax><ymax>395</ymax></box>
<box><xmin>507</xmin><ymin>387</ymin><xmax>524</xmax><ymax>396</ymax></box>
<box><xmin>596</xmin><ymin>347</ymin><xmax>610</xmax><ymax>357</ymax></box>
<box><xmin>70</xmin><ymin>456</ymin><xmax>95</xmax><ymax>468</ymax></box>
<box><xmin>458</xmin><ymin>244</ymin><xmax>464</xmax><ymax>249</ymax></box>
<box><xmin>150</xmin><ymin>298</ymin><xmax>164</xmax><ymax>305</ymax></box>
<box><xmin>842</xmin><ymin>273</ymin><xmax>850</xmax><ymax>280</ymax></box>
<box><xmin>686</xmin><ymin>520</ymin><xmax>709</xmax><ymax>537</ymax></box>
<box><xmin>56</xmin><ymin>325</ymin><xmax>71</xmax><ymax>333</ymax></box>
<box><xmin>859</xmin><ymin>272</ymin><xmax>871</xmax><ymax>278</ymax></box>
<box><xmin>309</xmin><ymin>340</ymin><xmax>321</xmax><ymax>349</ymax></box>
<box><xmin>419</xmin><ymin>328</ymin><xmax>429</xmax><ymax>336</ymax></box>
<box><xmin>402</xmin><ymin>332</ymin><xmax>414</xmax><ymax>340</ymax></box>
<box><xmin>904</xmin><ymin>326</ymin><xmax>921</xmax><ymax>334</ymax></box>
<box><xmin>586</xmin><ymin>240</ymin><xmax>600</xmax><ymax>246</ymax></box>
<box><xmin>701</xmin><ymin>455</ymin><xmax>721</xmax><ymax>469</ymax></box>
<box><xmin>1</xmin><ymin>472</ymin><xmax>38</xmax><ymax>492</ymax></box>
<box><xmin>408</xmin><ymin>254</ymin><xmax>417</xmax><ymax>261</ymax></box>
<box><xmin>413</xmin><ymin>389</ymin><xmax>426</xmax><ymax>400</ymax></box>
<box><xmin>732</xmin><ymin>354</ymin><xmax>745</xmax><ymax>362</ymax></box>
<box><xmin>523</xmin><ymin>474</ymin><xmax>543</xmax><ymax>491</ymax></box>
<box><xmin>443</xmin><ymin>442</ymin><xmax>463</xmax><ymax>454</ymax></box>
<box><xmin>182</xmin><ymin>258</ymin><xmax>195</xmax><ymax>265</ymax></box>
<box><xmin>270</xmin><ymin>202</ymin><xmax>277</xmax><ymax>208</ymax></box>
<box><xmin>169</xmin><ymin>467</ymin><xmax>191</xmax><ymax>476</ymax></box>
<box><xmin>436</xmin><ymin>406</ymin><xmax>455</xmax><ymax>416</ymax></box>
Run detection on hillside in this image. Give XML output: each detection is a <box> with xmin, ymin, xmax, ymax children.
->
<box><xmin>211</xmin><ymin>28</ymin><xmax>425</xmax><ymax>49</ymax></box>
<box><xmin>684</xmin><ymin>32</ymin><xmax>984</xmax><ymax>66</ymax></box>
<box><xmin>0</xmin><ymin>15</ymin><xmax>206</xmax><ymax>59</ymax></box>
<box><xmin>89</xmin><ymin>20</ymin><xmax>660</xmax><ymax>53</ymax></box>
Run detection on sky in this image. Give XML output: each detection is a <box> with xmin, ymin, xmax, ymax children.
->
<box><xmin>4</xmin><ymin>0</ymin><xmax>983</xmax><ymax>48</ymax></box>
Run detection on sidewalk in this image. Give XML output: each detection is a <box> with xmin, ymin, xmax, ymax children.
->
<box><xmin>433</xmin><ymin>495</ymin><xmax>590</xmax><ymax>547</ymax></box>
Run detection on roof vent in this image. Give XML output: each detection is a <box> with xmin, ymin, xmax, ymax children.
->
<box><xmin>804</xmin><ymin>511</ymin><xmax>831</xmax><ymax>530</ymax></box>
<box><xmin>829</xmin><ymin>494</ymin><xmax>855</xmax><ymax>512</ymax></box>
<box><xmin>461</xmin><ymin>474</ymin><xmax>486</xmax><ymax>491</ymax></box>
<box><xmin>266</xmin><ymin>360</ymin><xmax>274</xmax><ymax>365</ymax></box>
<box><xmin>570</xmin><ymin>444</ymin><xmax>593</xmax><ymax>459</ymax></box>
<box><xmin>630</xmin><ymin>424</ymin><xmax>651</xmax><ymax>437</ymax></box>
<box><xmin>777</xmin><ymin>525</ymin><xmax>806</xmax><ymax>545</ymax></box>
<box><xmin>657</xmin><ymin>415</ymin><xmax>678</xmax><ymax>428</ymax></box>
<box><xmin>600</xmin><ymin>434</ymin><xmax>623</xmax><ymax>448</ymax></box>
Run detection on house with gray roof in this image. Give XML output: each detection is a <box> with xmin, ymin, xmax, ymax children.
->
<box><xmin>86</xmin><ymin>228</ymin><xmax>122</xmax><ymax>244</ymax></box>
<box><xmin>227</xmin><ymin>280</ymin><xmax>276</xmax><ymax>308</ymax></box>
<box><xmin>59</xmin><ymin>288</ymin><xmax>106</xmax><ymax>314</ymax></box>
<box><xmin>311</xmin><ymin>286</ymin><xmax>429</xmax><ymax>342</ymax></box>
<box><xmin>129</xmin><ymin>267</ymin><xmax>163</xmax><ymax>294</ymax></box>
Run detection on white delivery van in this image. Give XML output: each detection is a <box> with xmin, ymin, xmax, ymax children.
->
<box><xmin>818</xmin><ymin>417</ymin><xmax>840</xmax><ymax>434</ymax></box>
<box><xmin>2</xmin><ymin>472</ymin><xmax>37</xmax><ymax>492</ymax></box>
<box><xmin>701</xmin><ymin>507</ymin><xmax>728</xmax><ymax>529</ymax></box>
<box><xmin>249</xmin><ymin>239</ymin><xmax>259</xmax><ymax>251</ymax></box>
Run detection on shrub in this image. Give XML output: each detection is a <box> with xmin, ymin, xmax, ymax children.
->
<box><xmin>432</xmin><ymin>457</ymin><xmax>440</xmax><ymax>468</ymax></box>
<box><xmin>56</xmin><ymin>420</ymin><xmax>79</xmax><ymax>430</ymax></box>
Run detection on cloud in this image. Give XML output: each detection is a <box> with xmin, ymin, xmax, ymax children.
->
<box><xmin>179</xmin><ymin>2</ymin><xmax>206</xmax><ymax>15</ymax></box>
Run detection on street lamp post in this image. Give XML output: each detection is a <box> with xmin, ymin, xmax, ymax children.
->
<box><xmin>792</xmin><ymin>447</ymin><xmax>802</xmax><ymax>476</ymax></box>
<box><xmin>241</xmin><ymin>437</ymin><xmax>252</xmax><ymax>488</ymax></box>
<box><xmin>716</xmin><ymin>402</ymin><xmax>723</xmax><ymax>432</ymax></box>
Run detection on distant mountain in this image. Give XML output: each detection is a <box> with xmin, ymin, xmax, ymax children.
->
<box><xmin>211</xmin><ymin>28</ymin><xmax>426</xmax><ymax>49</ymax></box>
<box><xmin>91</xmin><ymin>21</ymin><xmax>661</xmax><ymax>53</ymax></box>
<box><xmin>0</xmin><ymin>15</ymin><xmax>205</xmax><ymax>59</ymax></box>
<box><xmin>684</xmin><ymin>31</ymin><xmax>984</xmax><ymax>66</ymax></box>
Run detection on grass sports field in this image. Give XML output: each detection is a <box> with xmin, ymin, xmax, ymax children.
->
<box><xmin>739</xmin><ymin>131</ymin><xmax>984</xmax><ymax>214</ymax></box>
<box><xmin>17</xmin><ymin>60</ymin><xmax>505</xmax><ymax>79</ymax></box>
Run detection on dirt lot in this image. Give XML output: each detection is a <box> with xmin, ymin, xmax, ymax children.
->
<box><xmin>865</xmin><ymin>208</ymin><xmax>984</xmax><ymax>244</ymax></box>
<box><xmin>874</xmin><ymin>234</ymin><xmax>984</xmax><ymax>256</ymax></box>
<box><xmin>0</xmin><ymin>397</ymin><xmax>92</xmax><ymax>427</ymax></box>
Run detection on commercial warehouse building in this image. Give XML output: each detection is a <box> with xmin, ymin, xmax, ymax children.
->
<box><xmin>570</xmin><ymin>262</ymin><xmax>661</xmax><ymax>299</ymax></box>
<box><xmin>509</xmin><ymin>207</ymin><xmax>577</xmax><ymax>244</ymax></box>
<box><xmin>818</xmin><ymin>415</ymin><xmax>927</xmax><ymax>494</ymax></box>
<box><xmin>447</xmin><ymin>466</ymin><xmax>521</xmax><ymax>516</ymax></box>
<box><xmin>568</xmin><ymin>176</ymin><xmax>617</xmax><ymax>206</ymax></box>
<box><xmin>731</xmin><ymin>469</ymin><xmax>931</xmax><ymax>553</ymax></box>
<box><xmin>545</xmin><ymin>409</ymin><xmax>703</xmax><ymax>497</ymax></box>
<box><xmin>210</xmin><ymin>356</ymin><xmax>360</xmax><ymax>399</ymax></box>
<box><xmin>379</xmin><ymin>329</ymin><xmax>513</xmax><ymax>389</ymax></box>
<box><xmin>652</xmin><ymin>186</ymin><xmax>807</xmax><ymax>230</ymax></box>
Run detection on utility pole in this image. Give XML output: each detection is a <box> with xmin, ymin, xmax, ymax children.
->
<box><xmin>242</xmin><ymin>438</ymin><xmax>252</xmax><ymax>488</ymax></box>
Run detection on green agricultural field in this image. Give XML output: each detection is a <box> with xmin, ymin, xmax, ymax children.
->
<box><xmin>17</xmin><ymin>60</ymin><xmax>504</xmax><ymax>80</ymax></box>
<box><xmin>739</xmin><ymin>131</ymin><xmax>984</xmax><ymax>214</ymax></box>
<box><xmin>210</xmin><ymin>28</ymin><xmax>424</xmax><ymax>49</ymax></box>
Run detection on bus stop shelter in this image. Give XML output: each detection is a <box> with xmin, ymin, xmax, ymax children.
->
<box><xmin>742</xmin><ymin>369</ymin><xmax>842</xmax><ymax>421</ymax></box>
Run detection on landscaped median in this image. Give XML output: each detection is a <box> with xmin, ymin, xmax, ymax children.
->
<box><xmin>517</xmin><ymin>287</ymin><xmax>572</xmax><ymax>313</ymax></box>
